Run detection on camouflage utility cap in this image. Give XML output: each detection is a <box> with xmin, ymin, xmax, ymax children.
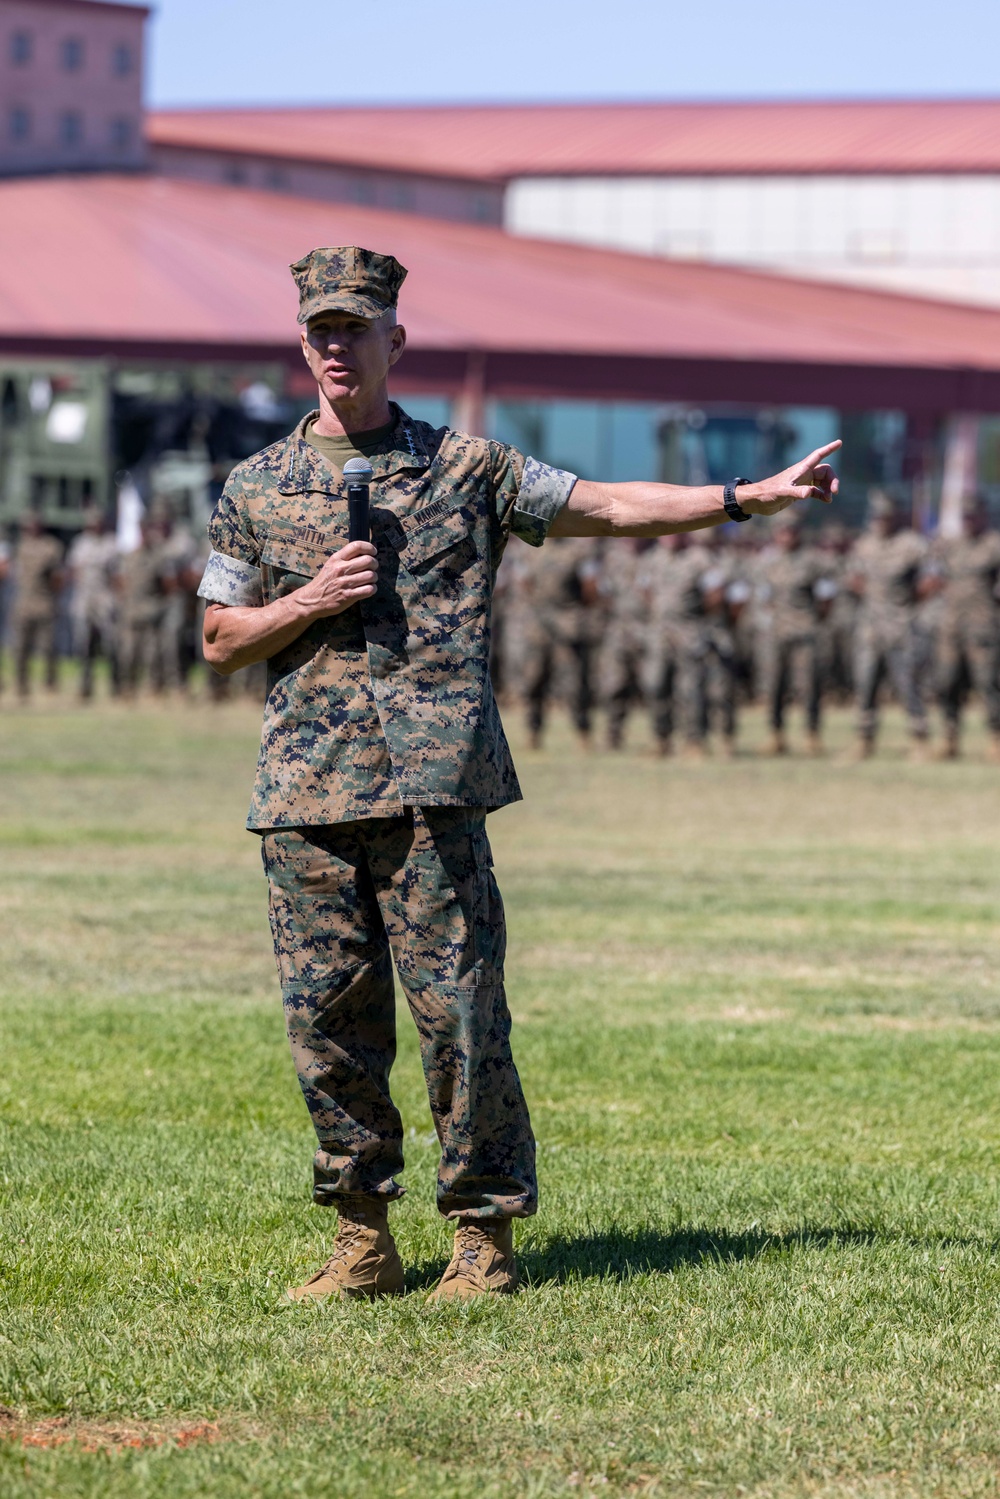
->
<box><xmin>291</xmin><ymin>246</ymin><xmax>408</xmax><ymax>324</ymax></box>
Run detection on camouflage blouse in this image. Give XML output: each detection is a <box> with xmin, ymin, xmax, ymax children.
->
<box><xmin>198</xmin><ymin>406</ymin><xmax>576</xmax><ymax>829</ymax></box>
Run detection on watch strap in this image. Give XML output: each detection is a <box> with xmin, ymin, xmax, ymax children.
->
<box><xmin>723</xmin><ymin>476</ymin><xmax>752</xmax><ymax>523</ymax></box>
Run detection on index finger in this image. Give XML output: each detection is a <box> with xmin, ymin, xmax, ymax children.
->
<box><xmin>337</xmin><ymin>540</ymin><xmax>378</xmax><ymax>559</ymax></box>
<box><xmin>798</xmin><ymin>439</ymin><xmax>843</xmax><ymax>471</ymax></box>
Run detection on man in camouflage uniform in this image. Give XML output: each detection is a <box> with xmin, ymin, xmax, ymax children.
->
<box><xmin>598</xmin><ymin>538</ymin><xmax>655</xmax><ymax>750</ymax></box>
<box><xmin>755</xmin><ymin>512</ymin><xmax>836</xmax><ymax>755</ymax></box>
<box><xmin>198</xmin><ymin>245</ymin><xmax>840</xmax><ymax>1302</ymax></box>
<box><xmin>817</xmin><ymin>521</ymin><xmax>856</xmax><ymax>702</ymax></box>
<box><xmin>68</xmin><ymin>509</ymin><xmax>118</xmax><ymax>699</ymax></box>
<box><xmin>849</xmin><ymin>492</ymin><xmax>930</xmax><ymax>758</ymax></box>
<box><xmin>642</xmin><ymin>531</ymin><xmax>727</xmax><ymax>757</ymax></box>
<box><xmin>0</xmin><ymin>532</ymin><xmax>12</xmax><ymax>695</ymax></box>
<box><xmin>932</xmin><ymin>497</ymin><xmax>1000</xmax><ymax>760</ymax></box>
<box><xmin>515</xmin><ymin>535</ymin><xmax>601</xmax><ymax>751</ymax></box>
<box><xmin>152</xmin><ymin>503</ymin><xmax>202</xmax><ymax>694</ymax></box>
<box><xmin>117</xmin><ymin>519</ymin><xmax>171</xmax><ymax>694</ymax></box>
<box><xmin>8</xmin><ymin>513</ymin><xmax>64</xmax><ymax>699</ymax></box>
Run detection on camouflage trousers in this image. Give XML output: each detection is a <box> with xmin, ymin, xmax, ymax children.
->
<box><xmin>599</xmin><ymin>627</ymin><xmax>647</xmax><ymax>744</ymax></box>
<box><xmin>758</xmin><ymin>631</ymin><xmax>824</xmax><ymax>733</ymax></box>
<box><xmin>936</xmin><ymin>622</ymin><xmax>1000</xmax><ymax>732</ymax></box>
<box><xmin>854</xmin><ymin>622</ymin><xmax>930</xmax><ymax>742</ymax></box>
<box><xmin>73</xmin><ymin>610</ymin><xmax>118</xmax><ymax>699</ymax></box>
<box><xmin>261</xmin><ymin>808</ymin><xmax>537</xmax><ymax>1222</ymax></box>
<box><xmin>9</xmin><ymin>613</ymin><xmax>57</xmax><ymax>696</ymax></box>
<box><xmin>644</xmin><ymin>623</ymin><xmax>736</xmax><ymax>745</ymax></box>
<box><xmin>118</xmin><ymin>616</ymin><xmax>165</xmax><ymax>693</ymax></box>
<box><xmin>521</xmin><ymin>627</ymin><xmax>595</xmax><ymax>736</ymax></box>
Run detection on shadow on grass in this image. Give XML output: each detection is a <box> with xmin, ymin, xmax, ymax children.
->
<box><xmin>519</xmin><ymin>1224</ymin><xmax>884</xmax><ymax>1285</ymax></box>
<box><xmin>405</xmin><ymin>1224</ymin><xmax>884</xmax><ymax>1292</ymax></box>
<box><xmin>407</xmin><ymin>1223</ymin><xmax>999</xmax><ymax>1292</ymax></box>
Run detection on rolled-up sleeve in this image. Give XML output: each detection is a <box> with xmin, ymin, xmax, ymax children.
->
<box><xmin>490</xmin><ymin>444</ymin><xmax>578</xmax><ymax>549</ymax></box>
<box><xmin>512</xmin><ymin>457</ymin><xmax>578</xmax><ymax>547</ymax></box>
<box><xmin>198</xmin><ymin>475</ymin><xmax>263</xmax><ymax>606</ymax></box>
<box><xmin>197</xmin><ymin>549</ymin><xmax>263</xmax><ymax>606</ymax></box>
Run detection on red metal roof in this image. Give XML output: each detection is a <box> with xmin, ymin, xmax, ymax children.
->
<box><xmin>25</xmin><ymin>0</ymin><xmax>150</xmax><ymax>14</ymax></box>
<box><xmin>2</xmin><ymin>173</ymin><xmax>1000</xmax><ymax>371</ymax></box>
<box><xmin>6</xmin><ymin>173</ymin><xmax>1000</xmax><ymax>418</ymax></box>
<box><xmin>148</xmin><ymin>99</ymin><xmax>1000</xmax><ymax>181</ymax></box>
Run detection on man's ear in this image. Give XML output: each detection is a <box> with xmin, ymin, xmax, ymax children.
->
<box><xmin>387</xmin><ymin>323</ymin><xmax>407</xmax><ymax>368</ymax></box>
<box><xmin>300</xmin><ymin>328</ymin><xmax>311</xmax><ymax>363</ymax></box>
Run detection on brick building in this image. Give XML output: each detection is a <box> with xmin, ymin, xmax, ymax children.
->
<box><xmin>0</xmin><ymin>0</ymin><xmax>146</xmax><ymax>177</ymax></box>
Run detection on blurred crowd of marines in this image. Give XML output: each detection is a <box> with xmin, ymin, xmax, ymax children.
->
<box><xmin>494</xmin><ymin>489</ymin><xmax>1000</xmax><ymax>763</ymax></box>
<box><xmin>2</xmin><ymin>489</ymin><xmax>999</xmax><ymax>762</ymax></box>
<box><xmin>0</xmin><ymin>502</ymin><xmax>265</xmax><ymax>704</ymax></box>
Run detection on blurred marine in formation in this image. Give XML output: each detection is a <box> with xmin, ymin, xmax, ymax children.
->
<box><xmin>598</xmin><ymin>537</ymin><xmax>654</xmax><ymax>751</ymax></box>
<box><xmin>643</xmin><ymin>531</ymin><xmax>738</xmax><ymax>758</ymax></box>
<box><xmin>931</xmin><ymin>496</ymin><xmax>1000</xmax><ymax>761</ymax></box>
<box><xmin>515</xmin><ymin>536</ymin><xmax>601</xmax><ymax>751</ymax></box>
<box><xmin>848</xmin><ymin>491</ymin><xmax>930</xmax><ymax>759</ymax></box>
<box><xmin>754</xmin><ymin>512</ymin><xmax>836</xmax><ymax>755</ymax></box>
<box><xmin>67</xmin><ymin>509</ymin><xmax>118</xmax><ymax>699</ymax></box>
<box><xmin>8</xmin><ymin>512</ymin><xmax>63</xmax><ymax>699</ymax></box>
<box><xmin>117</xmin><ymin>519</ymin><xmax>171</xmax><ymax>695</ymax></box>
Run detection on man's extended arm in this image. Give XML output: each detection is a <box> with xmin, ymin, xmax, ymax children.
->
<box><xmin>549</xmin><ymin>441</ymin><xmax>841</xmax><ymax>537</ymax></box>
<box><xmin>204</xmin><ymin>441</ymin><xmax>840</xmax><ymax>672</ymax></box>
<box><xmin>203</xmin><ymin>540</ymin><xmax>378</xmax><ymax>674</ymax></box>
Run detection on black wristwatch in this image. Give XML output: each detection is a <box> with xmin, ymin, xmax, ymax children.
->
<box><xmin>723</xmin><ymin>477</ymin><xmax>753</xmax><ymax>523</ymax></box>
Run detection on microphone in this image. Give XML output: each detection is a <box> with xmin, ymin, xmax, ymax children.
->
<box><xmin>343</xmin><ymin>456</ymin><xmax>373</xmax><ymax>544</ymax></box>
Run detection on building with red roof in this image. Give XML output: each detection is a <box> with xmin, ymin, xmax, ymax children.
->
<box><xmin>150</xmin><ymin>99</ymin><xmax>1000</xmax><ymax>309</ymax></box>
<box><xmin>2</xmin><ymin>0</ymin><xmax>1000</xmax><ymax>529</ymax></box>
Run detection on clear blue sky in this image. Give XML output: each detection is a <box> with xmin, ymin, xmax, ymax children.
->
<box><xmin>148</xmin><ymin>0</ymin><xmax>1000</xmax><ymax>108</ymax></box>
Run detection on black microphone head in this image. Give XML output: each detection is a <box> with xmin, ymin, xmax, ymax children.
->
<box><xmin>343</xmin><ymin>456</ymin><xmax>374</xmax><ymax>485</ymax></box>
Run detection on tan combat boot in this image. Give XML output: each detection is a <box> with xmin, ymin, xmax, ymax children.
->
<box><xmin>428</xmin><ymin>1219</ymin><xmax>519</xmax><ymax>1302</ymax></box>
<box><xmin>988</xmin><ymin>733</ymin><xmax>1000</xmax><ymax>766</ymax></box>
<box><xmin>766</xmin><ymin>730</ymin><xmax>788</xmax><ymax>756</ymax></box>
<box><xmin>935</xmin><ymin>727</ymin><xmax>960</xmax><ymax>762</ymax></box>
<box><xmin>286</xmin><ymin>1195</ymin><xmax>405</xmax><ymax>1302</ymax></box>
<box><xmin>805</xmin><ymin>732</ymin><xmax>824</xmax><ymax>758</ymax></box>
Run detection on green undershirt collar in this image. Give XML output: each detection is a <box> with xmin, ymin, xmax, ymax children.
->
<box><xmin>305</xmin><ymin>417</ymin><xmax>397</xmax><ymax>478</ymax></box>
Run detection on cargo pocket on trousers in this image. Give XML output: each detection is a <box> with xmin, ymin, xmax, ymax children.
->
<box><xmin>471</xmin><ymin>828</ymin><xmax>506</xmax><ymax>983</ymax></box>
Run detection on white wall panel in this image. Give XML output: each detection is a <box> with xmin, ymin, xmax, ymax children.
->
<box><xmin>505</xmin><ymin>173</ymin><xmax>1000</xmax><ymax>306</ymax></box>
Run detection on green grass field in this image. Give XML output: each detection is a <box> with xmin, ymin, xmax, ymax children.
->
<box><xmin>2</xmin><ymin>687</ymin><xmax>1000</xmax><ymax>1497</ymax></box>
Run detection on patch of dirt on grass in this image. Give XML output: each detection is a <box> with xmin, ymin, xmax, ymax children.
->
<box><xmin>717</xmin><ymin>1004</ymin><xmax>792</xmax><ymax>1023</ymax></box>
<box><xmin>814</xmin><ymin>1013</ymin><xmax>1000</xmax><ymax>1034</ymax></box>
<box><xmin>0</xmin><ymin>1406</ymin><xmax>225</xmax><ymax>1452</ymax></box>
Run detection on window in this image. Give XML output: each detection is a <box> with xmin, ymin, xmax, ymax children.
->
<box><xmin>10</xmin><ymin>31</ymin><xmax>32</xmax><ymax>66</ymax></box>
<box><xmin>112</xmin><ymin>43</ymin><xmax>132</xmax><ymax>77</ymax></box>
<box><xmin>389</xmin><ymin>181</ymin><xmax>415</xmax><ymax>211</ymax></box>
<box><xmin>61</xmin><ymin>36</ymin><xmax>84</xmax><ymax>72</ymax></box>
<box><xmin>265</xmin><ymin>165</ymin><xmax>288</xmax><ymax>190</ymax></box>
<box><xmin>9</xmin><ymin>106</ymin><xmax>30</xmax><ymax>142</ymax></box>
<box><xmin>349</xmin><ymin>176</ymin><xmax>375</xmax><ymax>205</ymax></box>
<box><xmin>59</xmin><ymin>111</ymin><xmax>83</xmax><ymax>147</ymax></box>
<box><xmin>110</xmin><ymin>116</ymin><xmax>132</xmax><ymax>151</ymax></box>
<box><xmin>223</xmin><ymin>160</ymin><xmax>246</xmax><ymax>185</ymax></box>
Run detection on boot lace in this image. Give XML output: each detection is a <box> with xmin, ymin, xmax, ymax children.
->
<box><xmin>442</xmin><ymin>1223</ymin><xmax>499</xmax><ymax>1287</ymax></box>
<box><xmin>310</xmin><ymin>1209</ymin><xmax>377</xmax><ymax>1282</ymax></box>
